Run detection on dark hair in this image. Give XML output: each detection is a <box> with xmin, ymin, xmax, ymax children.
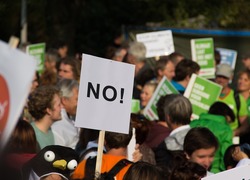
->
<box><xmin>5</xmin><ymin>120</ymin><xmax>38</xmax><ymax>153</ymax></box>
<box><xmin>105</xmin><ymin>126</ymin><xmax>132</xmax><ymax>149</ymax></box>
<box><xmin>208</xmin><ymin>101</ymin><xmax>235</xmax><ymax>122</ymax></box>
<box><xmin>214</xmin><ymin>50</ymin><xmax>221</xmax><ymax>65</ymax></box>
<box><xmin>223</xmin><ymin>144</ymin><xmax>239</xmax><ymax>169</ymax></box>
<box><xmin>184</xmin><ymin>127</ymin><xmax>219</xmax><ymax>156</ymax></box>
<box><xmin>154</xmin><ymin>56</ymin><xmax>172</xmax><ymax>76</ymax></box>
<box><xmin>130</xmin><ymin>113</ymin><xmax>150</xmax><ymax>144</ymax></box>
<box><xmin>168</xmin><ymin>52</ymin><xmax>184</xmax><ymax>65</ymax></box>
<box><xmin>59</xmin><ymin>57</ymin><xmax>81</xmax><ymax>81</ymax></box>
<box><xmin>123</xmin><ymin>161</ymin><xmax>164</xmax><ymax>180</ymax></box>
<box><xmin>173</xmin><ymin>59</ymin><xmax>200</xmax><ymax>81</ymax></box>
<box><xmin>28</xmin><ymin>86</ymin><xmax>60</xmax><ymax>120</ymax></box>
<box><xmin>163</xmin><ymin>94</ymin><xmax>192</xmax><ymax>126</ymax></box>
<box><xmin>156</xmin><ymin>95</ymin><xmax>166</xmax><ymax>121</ymax></box>
<box><xmin>169</xmin><ymin>161</ymin><xmax>206</xmax><ymax>180</ymax></box>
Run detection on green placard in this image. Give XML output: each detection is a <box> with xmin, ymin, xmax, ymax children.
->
<box><xmin>143</xmin><ymin>76</ymin><xmax>179</xmax><ymax>120</ymax></box>
<box><xmin>131</xmin><ymin>99</ymin><xmax>140</xmax><ymax>113</ymax></box>
<box><xmin>191</xmin><ymin>38</ymin><xmax>215</xmax><ymax>79</ymax></box>
<box><xmin>184</xmin><ymin>74</ymin><xmax>222</xmax><ymax>119</ymax></box>
<box><xmin>26</xmin><ymin>43</ymin><xmax>46</xmax><ymax>74</ymax></box>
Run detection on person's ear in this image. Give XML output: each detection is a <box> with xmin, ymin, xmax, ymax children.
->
<box><xmin>46</xmin><ymin>107</ymin><xmax>52</xmax><ymax>116</ymax></box>
<box><xmin>185</xmin><ymin>152</ymin><xmax>190</xmax><ymax>160</ymax></box>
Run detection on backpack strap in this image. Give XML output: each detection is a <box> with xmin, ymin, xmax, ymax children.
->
<box><xmin>103</xmin><ymin>159</ymin><xmax>132</xmax><ymax>179</ymax></box>
<box><xmin>234</xmin><ymin>91</ymin><xmax>241</xmax><ymax>120</ymax></box>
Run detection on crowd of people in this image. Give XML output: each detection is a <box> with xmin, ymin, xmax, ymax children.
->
<box><xmin>1</xmin><ymin>37</ymin><xmax>250</xmax><ymax>180</ymax></box>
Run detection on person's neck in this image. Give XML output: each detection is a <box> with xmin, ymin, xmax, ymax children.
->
<box><xmin>157</xmin><ymin>121</ymin><xmax>168</xmax><ymax>128</ymax></box>
<box><xmin>221</xmin><ymin>86</ymin><xmax>231</xmax><ymax>96</ymax></box>
<box><xmin>35</xmin><ymin>116</ymin><xmax>53</xmax><ymax>133</ymax></box>
<box><xmin>106</xmin><ymin>147</ymin><xmax>127</xmax><ymax>157</ymax></box>
<box><xmin>135</xmin><ymin>61</ymin><xmax>145</xmax><ymax>75</ymax></box>
<box><xmin>240</xmin><ymin>90</ymin><xmax>250</xmax><ymax>100</ymax></box>
<box><xmin>178</xmin><ymin>80</ymin><xmax>188</xmax><ymax>88</ymax></box>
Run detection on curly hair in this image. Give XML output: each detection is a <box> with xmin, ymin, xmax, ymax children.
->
<box><xmin>28</xmin><ymin>85</ymin><xmax>60</xmax><ymax>120</ymax></box>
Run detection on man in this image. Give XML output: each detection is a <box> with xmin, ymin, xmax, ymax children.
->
<box><xmin>72</xmin><ymin>128</ymin><xmax>133</xmax><ymax>180</ymax></box>
<box><xmin>214</xmin><ymin>63</ymin><xmax>248</xmax><ymax>136</ymax></box>
<box><xmin>58</xmin><ymin>57</ymin><xmax>81</xmax><ymax>81</ymax></box>
<box><xmin>52</xmin><ymin>79</ymin><xmax>79</xmax><ymax>149</ymax></box>
<box><xmin>28</xmin><ymin>86</ymin><xmax>62</xmax><ymax>149</ymax></box>
<box><xmin>154</xmin><ymin>56</ymin><xmax>175</xmax><ymax>82</ymax></box>
<box><xmin>126</xmin><ymin>41</ymin><xmax>155</xmax><ymax>99</ymax></box>
<box><xmin>171</xmin><ymin>59</ymin><xmax>200</xmax><ymax>94</ymax></box>
<box><xmin>184</xmin><ymin>127</ymin><xmax>219</xmax><ymax>176</ymax></box>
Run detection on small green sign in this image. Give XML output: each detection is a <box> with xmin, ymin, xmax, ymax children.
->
<box><xmin>26</xmin><ymin>43</ymin><xmax>46</xmax><ymax>74</ymax></box>
<box><xmin>184</xmin><ymin>74</ymin><xmax>222</xmax><ymax>119</ymax></box>
<box><xmin>191</xmin><ymin>38</ymin><xmax>215</xmax><ymax>79</ymax></box>
<box><xmin>143</xmin><ymin>76</ymin><xmax>179</xmax><ymax>120</ymax></box>
<box><xmin>131</xmin><ymin>99</ymin><xmax>140</xmax><ymax>113</ymax></box>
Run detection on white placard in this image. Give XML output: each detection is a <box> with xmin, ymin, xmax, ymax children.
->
<box><xmin>202</xmin><ymin>164</ymin><xmax>250</xmax><ymax>180</ymax></box>
<box><xmin>0</xmin><ymin>40</ymin><xmax>36</xmax><ymax>147</ymax></box>
<box><xmin>75</xmin><ymin>54</ymin><xmax>135</xmax><ymax>134</ymax></box>
<box><xmin>136</xmin><ymin>30</ymin><xmax>175</xmax><ymax>58</ymax></box>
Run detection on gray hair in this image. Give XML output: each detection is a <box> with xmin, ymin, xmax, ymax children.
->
<box><xmin>128</xmin><ymin>41</ymin><xmax>146</xmax><ymax>62</ymax></box>
<box><xmin>163</xmin><ymin>94</ymin><xmax>192</xmax><ymax>125</ymax></box>
<box><xmin>57</xmin><ymin>79</ymin><xmax>79</xmax><ymax>98</ymax></box>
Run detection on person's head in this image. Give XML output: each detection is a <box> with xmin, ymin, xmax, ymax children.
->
<box><xmin>168</xmin><ymin>52</ymin><xmax>185</xmax><ymax>66</ymax></box>
<box><xmin>215</xmin><ymin>63</ymin><xmax>233</xmax><ymax>89</ymax></box>
<box><xmin>140</xmin><ymin>81</ymin><xmax>157</xmax><ymax>108</ymax></box>
<box><xmin>45</xmin><ymin>49</ymin><xmax>60</xmax><ymax>73</ymax></box>
<box><xmin>130</xmin><ymin>113</ymin><xmax>150</xmax><ymax>145</ymax></box>
<box><xmin>127</xmin><ymin>41</ymin><xmax>146</xmax><ymax>64</ymax></box>
<box><xmin>53</xmin><ymin>40</ymin><xmax>68</xmax><ymax>59</ymax></box>
<box><xmin>169</xmin><ymin>161</ymin><xmax>206</xmax><ymax>180</ymax></box>
<box><xmin>173</xmin><ymin>59</ymin><xmax>200</xmax><ymax>85</ymax></box>
<box><xmin>28</xmin><ymin>86</ymin><xmax>62</xmax><ymax>121</ymax></box>
<box><xmin>112</xmin><ymin>47</ymin><xmax>127</xmax><ymax>62</ymax></box>
<box><xmin>123</xmin><ymin>161</ymin><xmax>164</xmax><ymax>180</ymax></box>
<box><xmin>57</xmin><ymin>79</ymin><xmax>79</xmax><ymax>116</ymax></box>
<box><xmin>105</xmin><ymin>127</ymin><xmax>132</xmax><ymax>150</ymax></box>
<box><xmin>214</xmin><ymin>50</ymin><xmax>221</xmax><ymax>66</ymax></box>
<box><xmin>156</xmin><ymin>95</ymin><xmax>167</xmax><ymax>121</ymax></box>
<box><xmin>5</xmin><ymin>120</ymin><xmax>38</xmax><ymax>153</ymax></box>
<box><xmin>40</xmin><ymin>70</ymin><xmax>58</xmax><ymax>86</ymax></box>
<box><xmin>163</xmin><ymin>94</ymin><xmax>192</xmax><ymax>129</ymax></box>
<box><xmin>208</xmin><ymin>101</ymin><xmax>235</xmax><ymax>123</ymax></box>
<box><xmin>184</xmin><ymin>127</ymin><xmax>219</xmax><ymax>170</ymax></box>
<box><xmin>237</xmin><ymin>69</ymin><xmax>250</xmax><ymax>93</ymax></box>
<box><xmin>58</xmin><ymin>57</ymin><xmax>81</xmax><ymax>81</ymax></box>
<box><xmin>223</xmin><ymin>144</ymin><xmax>239</xmax><ymax>170</ymax></box>
<box><xmin>242</xmin><ymin>52</ymin><xmax>250</xmax><ymax>70</ymax></box>
<box><xmin>155</xmin><ymin>56</ymin><xmax>175</xmax><ymax>81</ymax></box>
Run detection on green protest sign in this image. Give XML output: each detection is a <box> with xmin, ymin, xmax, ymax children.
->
<box><xmin>143</xmin><ymin>76</ymin><xmax>179</xmax><ymax>120</ymax></box>
<box><xmin>131</xmin><ymin>99</ymin><xmax>140</xmax><ymax>113</ymax></box>
<box><xmin>191</xmin><ymin>38</ymin><xmax>215</xmax><ymax>79</ymax></box>
<box><xmin>26</xmin><ymin>43</ymin><xmax>46</xmax><ymax>74</ymax></box>
<box><xmin>184</xmin><ymin>74</ymin><xmax>222</xmax><ymax>120</ymax></box>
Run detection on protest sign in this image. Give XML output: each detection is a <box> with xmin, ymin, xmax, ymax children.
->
<box><xmin>136</xmin><ymin>30</ymin><xmax>175</xmax><ymax>58</ymax></box>
<box><xmin>191</xmin><ymin>38</ymin><xmax>215</xmax><ymax>79</ymax></box>
<box><xmin>8</xmin><ymin>36</ymin><xmax>19</xmax><ymax>48</ymax></box>
<box><xmin>202</xmin><ymin>164</ymin><xmax>250</xmax><ymax>180</ymax></box>
<box><xmin>75</xmin><ymin>54</ymin><xmax>135</xmax><ymax>134</ymax></box>
<box><xmin>0</xmin><ymin>40</ymin><xmax>36</xmax><ymax>147</ymax></box>
<box><xmin>131</xmin><ymin>99</ymin><xmax>140</xmax><ymax>113</ymax></box>
<box><xmin>143</xmin><ymin>76</ymin><xmax>179</xmax><ymax>120</ymax></box>
<box><xmin>184</xmin><ymin>74</ymin><xmax>222</xmax><ymax>120</ymax></box>
<box><xmin>26</xmin><ymin>43</ymin><xmax>46</xmax><ymax>74</ymax></box>
<box><xmin>216</xmin><ymin>48</ymin><xmax>237</xmax><ymax>69</ymax></box>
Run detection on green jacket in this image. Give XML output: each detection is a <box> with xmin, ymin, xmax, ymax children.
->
<box><xmin>190</xmin><ymin>113</ymin><xmax>233</xmax><ymax>173</ymax></box>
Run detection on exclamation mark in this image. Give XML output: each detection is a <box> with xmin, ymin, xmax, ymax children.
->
<box><xmin>120</xmin><ymin>88</ymin><xmax>124</xmax><ymax>103</ymax></box>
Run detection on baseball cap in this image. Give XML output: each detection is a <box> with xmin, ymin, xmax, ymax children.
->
<box><xmin>216</xmin><ymin>63</ymin><xmax>233</xmax><ymax>79</ymax></box>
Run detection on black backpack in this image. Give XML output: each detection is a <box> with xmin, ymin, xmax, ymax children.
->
<box><xmin>83</xmin><ymin>156</ymin><xmax>132</xmax><ymax>180</ymax></box>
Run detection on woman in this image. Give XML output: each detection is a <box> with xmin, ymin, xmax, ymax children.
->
<box><xmin>237</xmin><ymin>69</ymin><xmax>250</xmax><ymax>144</ymax></box>
<box><xmin>140</xmin><ymin>81</ymin><xmax>157</xmax><ymax>110</ymax></box>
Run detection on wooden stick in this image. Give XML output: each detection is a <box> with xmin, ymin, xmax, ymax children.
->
<box><xmin>94</xmin><ymin>130</ymin><xmax>105</xmax><ymax>179</ymax></box>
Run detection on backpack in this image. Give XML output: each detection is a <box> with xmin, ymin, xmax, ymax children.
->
<box><xmin>83</xmin><ymin>156</ymin><xmax>132</xmax><ymax>180</ymax></box>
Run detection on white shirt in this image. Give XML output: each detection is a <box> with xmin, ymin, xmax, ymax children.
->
<box><xmin>52</xmin><ymin>108</ymin><xmax>79</xmax><ymax>149</ymax></box>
